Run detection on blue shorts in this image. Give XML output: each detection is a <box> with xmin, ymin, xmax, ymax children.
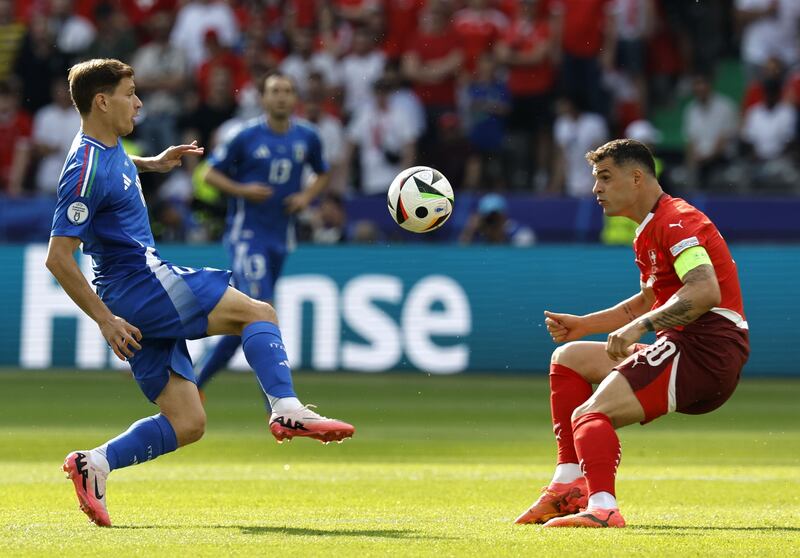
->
<box><xmin>101</xmin><ymin>260</ymin><xmax>232</xmax><ymax>402</ymax></box>
<box><xmin>226</xmin><ymin>236</ymin><xmax>286</xmax><ymax>301</ymax></box>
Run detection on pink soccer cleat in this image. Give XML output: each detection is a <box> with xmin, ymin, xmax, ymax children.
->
<box><xmin>543</xmin><ymin>507</ymin><xmax>626</xmax><ymax>528</ymax></box>
<box><xmin>514</xmin><ymin>477</ymin><xmax>588</xmax><ymax>524</ymax></box>
<box><xmin>269</xmin><ymin>405</ymin><xmax>355</xmax><ymax>444</ymax></box>
<box><xmin>62</xmin><ymin>451</ymin><xmax>111</xmax><ymax>527</ymax></box>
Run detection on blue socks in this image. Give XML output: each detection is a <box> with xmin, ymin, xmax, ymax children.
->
<box><xmin>103</xmin><ymin>414</ymin><xmax>178</xmax><ymax>471</ymax></box>
<box><xmin>241</xmin><ymin>321</ymin><xmax>297</xmax><ymax>399</ymax></box>
<box><xmin>195</xmin><ymin>335</ymin><xmax>242</xmax><ymax>389</ymax></box>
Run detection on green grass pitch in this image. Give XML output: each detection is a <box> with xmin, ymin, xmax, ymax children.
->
<box><xmin>0</xmin><ymin>370</ymin><xmax>798</xmax><ymax>557</ymax></box>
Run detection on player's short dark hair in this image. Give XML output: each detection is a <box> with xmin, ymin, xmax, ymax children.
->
<box><xmin>585</xmin><ymin>139</ymin><xmax>657</xmax><ymax>177</ymax></box>
<box><xmin>68</xmin><ymin>58</ymin><xmax>134</xmax><ymax>115</ymax></box>
<box><xmin>259</xmin><ymin>71</ymin><xmax>296</xmax><ymax>95</ymax></box>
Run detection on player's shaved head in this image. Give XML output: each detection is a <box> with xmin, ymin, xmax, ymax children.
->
<box><xmin>586</xmin><ymin>139</ymin><xmax>656</xmax><ymax>177</ymax></box>
<box><xmin>68</xmin><ymin>59</ymin><xmax>134</xmax><ymax>115</ymax></box>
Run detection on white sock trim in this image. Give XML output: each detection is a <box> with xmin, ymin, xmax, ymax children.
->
<box><xmin>588</xmin><ymin>491</ymin><xmax>617</xmax><ymax>510</ymax></box>
<box><xmin>270</xmin><ymin>396</ymin><xmax>303</xmax><ymax>413</ymax></box>
<box><xmin>551</xmin><ymin>463</ymin><xmax>582</xmax><ymax>484</ymax></box>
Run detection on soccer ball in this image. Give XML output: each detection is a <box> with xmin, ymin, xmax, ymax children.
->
<box><xmin>387</xmin><ymin>166</ymin><xmax>454</xmax><ymax>233</ymax></box>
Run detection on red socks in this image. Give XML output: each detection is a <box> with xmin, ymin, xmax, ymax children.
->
<box><xmin>549</xmin><ymin>363</ymin><xmax>593</xmax><ymax>465</ymax></box>
<box><xmin>573</xmin><ymin>412</ymin><xmax>621</xmax><ymax>497</ymax></box>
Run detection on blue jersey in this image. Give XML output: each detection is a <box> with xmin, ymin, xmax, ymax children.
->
<box><xmin>51</xmin><ymin>133</ymin><xmax>156</xmax><ymax>289</ymax></box>
<box><xmin>208</xmin><ymin>116</ymin><xmax>328</xmax><ymax>245</ymax></box>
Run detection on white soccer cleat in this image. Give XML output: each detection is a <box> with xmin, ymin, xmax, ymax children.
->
<box><xmin>62</xmin><ymin>450</ymin><xmax>111</xmax><ymax>527</ymax></box>
<box><xmin>269</xmin><ymin>405</ymin><xmax>355</xmax><ymax>444</ymax></box>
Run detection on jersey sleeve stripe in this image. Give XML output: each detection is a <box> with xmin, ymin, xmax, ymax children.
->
<box><xmin>79</xmin><ymin>146</ymin><xmax>97</xmax><ymax>197</ymax></box>
<box><xmin>85</xmin><ymin>149</ymin><xmax>99</xmax><ymax>197</ymax></box>
<box><xmin>75</xmin><ymin>144</ymin><xmax>90</xmax><ymax>197</ymax></box>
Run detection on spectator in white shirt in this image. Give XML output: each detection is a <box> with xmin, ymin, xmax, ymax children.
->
<box><xmin>741</xmin><ymin>76</ymin><xmax>800</xmax><ymax>191</ymax></box>
<box><xmin>131</xmin><ymin>11</ymin><xmax>189</xmax><ymax>153</ymax></box>
<box><xmin>280</xmin><ymin>27</ymin><xmax>340</xmax><ymax>99</ymax></box>
<box><xmin>32</xmin><ymin>79</ymin><xmax>80</xmax><ymax>195</ymax></box>
<box><xmin>344</xmin><ymin>77</ymin><xmax>418</xmax><ymax>195</ymax></box>
<box><xmin>736</xmin><ymin>0</ymin><xmax>800</xmax><ymax>80</ymax></box>
<box><xmin>552</xmin><ymin>94</ymin><xmax>609</xmax><ymax>197</ymax></box>
<box><xmin>49</xmin><ymin>0</ymin><xmax>95</xmax><ymax>55</ymax></box>
<box><xmin>339</xmin><ymin>25</ymin><xmax>386</xmax><ymax>117</ymax></box>
<box><xmin>741</xmin><ymin>77</ymin><xmax>797</xmax><ymax>161</ymax></box>
<box><xmin>682</xmin><ymin>73</ymin><xmax>738</xmax><ymax>187</ymax></box>
<box><xmin>169</xmin><ymin>0</ymin><xmax>239</xmax><ymax>70</ymax></box>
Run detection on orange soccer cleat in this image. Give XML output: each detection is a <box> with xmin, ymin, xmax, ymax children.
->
<box><xmin>269</xmin><ymin>404</ymin><xmax>355</xmax><ymax>444</ymax></box>
<box><xmin>542</xmin><ymin>507</ymin><xmax>626</xmax><ymax>528</ymax></box>
<box><xmin>514</xmin><ymin>477</ymin><xmax>588</xmax><ymax>524</ymax></box>
<box><xmin>62</xmin><ymin>451</ymin><xmax>111</xmax><ymax>527</ymax></box>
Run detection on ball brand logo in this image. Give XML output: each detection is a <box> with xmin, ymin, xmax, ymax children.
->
<box><xmin>434</xmin><ymin>206</ymin><xmax>445</xmax><ymax>213</ymax></box>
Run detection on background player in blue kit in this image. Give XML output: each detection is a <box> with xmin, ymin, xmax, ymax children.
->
<box><xmin>48</xmin><ymin>59</ymin><xmax>354</xmax><ymax>528</ymax></box>
<box><xmin>194</xmin><ymin>72</ymin><xmax>329</xmax><ymax>404</ymax></box>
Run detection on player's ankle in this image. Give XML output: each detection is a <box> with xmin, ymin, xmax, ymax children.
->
<box><xmin>270</xmin><ymin>396</ymin><xmax>303</xmax><ymax>413</ymax></box>
<box><xmin>588</xmin><ymin>491</ymin><xmax>617</xmax><ymax>509</ymax></box>
<box><xmin>551</xmin><ymin>463</ymin><xmax>582</xmax><ymax>484</ymax></box>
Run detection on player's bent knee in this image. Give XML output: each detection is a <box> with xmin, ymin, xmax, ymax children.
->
<box><xmin>171</xmin><ymin>408</ymin><xmax>206</xmax><ymax>446</ymax></box>
<box><xmin>551</xmin><ymin>343</ymin><xmax>574</xmax><ymax>365</ymax></box>
<box><xmin>244</xmin><ymin>298</ymin><xmax>278</xmax><ymax>326</ymax></box>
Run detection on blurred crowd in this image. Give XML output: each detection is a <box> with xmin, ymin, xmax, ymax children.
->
<box><xmin>2</xmin><ymin>0</ymin><xmax>800</xmax><ymax>243</ymax></box>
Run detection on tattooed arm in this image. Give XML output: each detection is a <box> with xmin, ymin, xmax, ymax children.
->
<box><xmin>605</xmin><ymin>264</ymin><xmax>721</xmax><ymax>360</ymax></box>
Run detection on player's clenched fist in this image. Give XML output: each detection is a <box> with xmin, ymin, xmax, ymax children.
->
<box><xmin>543</xmin><ymin>310</ymin><xmax>586</xmax><ymax>343</ymax></box>
<box><xmin>99</xmin><ymin>316</ymin><xmax>142</xmax><ymax>361</ymax></box>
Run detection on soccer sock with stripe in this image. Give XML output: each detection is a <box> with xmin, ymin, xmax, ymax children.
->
<box><xmin>549</xmin><ymin>363</ymin><xmax>593</xmax><ymax>481</ymax></box>
<box><xmin>195</xmin><ymin>335</ymin><xmax>241</xmax><ymax>389</ymax></box>
<box><xmin>96</xmin><ymin>414</ymin><xmax>178</xmax><ymax>471</ymax></box>
<box><xmin>241</xmin><ymin>321</ymin><xmax>301</xmax><ymax>411</ymax></box>
<box><xmin>572</xmin><ymin>412</ymin><xmax>621</xmax><ymax>506</ymax></box>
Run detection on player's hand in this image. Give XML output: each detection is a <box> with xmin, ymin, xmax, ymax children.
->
<box><xmin>605</xmin><ymin>321</ymin><xmax>646</xmax><ymax>361</ymax></box>
<box><xmin>284</xmin><ymin>191</ymin><xmax>312</xmax><ymax>214</ymax></box>
<box><xmin>239</xmin><ymin>183</ymin><xmax>274</xmax><ymax>203</ymax></box>
<box><xmin>544</xmin><ymin>310</ymin><xmax>586</xmax><ymax>343</ymax></box>
<box><xmin>152</xmin><ymin>141</ymin><xmax>205</xmax><ymax>172</ymax></box>
<box><xmin>99</xmin><ymin>316</ymin><xmax>142</xmax><ymax>361</ymax></box>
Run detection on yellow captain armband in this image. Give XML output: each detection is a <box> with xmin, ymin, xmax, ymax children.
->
<box><xmin>674</xmin><ymin>246</ymin><xmax>712</xmax><ymax>280</ymax></box>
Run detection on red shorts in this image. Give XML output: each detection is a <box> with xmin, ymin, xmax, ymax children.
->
<box><xmin>616</xmin><ymin>312</ymin><xmax>750</xmax><ymax>424</ymax></box>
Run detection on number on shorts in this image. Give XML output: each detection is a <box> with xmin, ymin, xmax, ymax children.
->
<box><xmin>642</xmin><ymin>338</ymin><xmax>678</xmax><ymax>366</ymax></box>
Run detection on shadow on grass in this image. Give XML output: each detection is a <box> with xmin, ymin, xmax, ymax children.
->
<box><xmin>114</xmin><ymin>524</ymin><xmax>451</xmax><ymax>540</ymax></box>
<box><xmin>631</xmin><ymin>525</ymin><xmax>800</xmax><ymax>533</ymax></box>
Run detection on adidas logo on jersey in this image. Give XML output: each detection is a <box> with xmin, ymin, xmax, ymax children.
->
<box><xmin>254</xmin><ymin>145</ymin><xmax>270</xmax><ymax>159</ymax></box>
<box><xmin>123</xmin><ymin>173</ymin><xmax>132</xmax><ymax>190</ymax></box>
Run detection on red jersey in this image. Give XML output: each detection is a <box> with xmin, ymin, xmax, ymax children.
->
<box><xmin>0</xmin><ymin>110</ymin><xmax>32</xmax><ymax>190</ymax></box>
<box><xmin>633</xmin><ymin>194</ymin><xmax>746</xmax><ymax>327</ymax></box>
<box><xmin>407</xmin><ymin>27</ymin><xmax>461</xmax><ymax>107</ymax></box>
<box><xmin>500</xmin><ymin>18</ymin><xmax>556</xmax><ymax>96</ymax></box>
<box><xmin>452</xmin><ymin>7</ymin><xmax>508</xmax><ymax>73</ymax></box>
<box><xmin>382</xmin><ymin>0</ymin><xmax>426</xmax><ymax>58</ymax></box>
<box><xmin>559</xmin><ymin>0</ymin><xmax>612</xmax><ymax>58</ymax></box>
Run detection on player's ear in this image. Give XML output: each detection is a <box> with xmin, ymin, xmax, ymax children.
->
<box><xmin>632</xmin><ymin>167</ymin><xmax>643</xmax><ymax>187</ymax></box>
<box><xmin>94</xmin><ymin>93</ymin><xmax>108</xmax><ymax>114</ymax></box>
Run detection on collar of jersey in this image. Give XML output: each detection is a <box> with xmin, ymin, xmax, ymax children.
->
<box><xmin>634</xmin><ymin>193</ymin><xmax>669</xmax><ymax>238</ymax></box>
<box><xmin>81</xmin><ymin>132</ymin><xmax>115</xmax><ymax>150</ymax></box>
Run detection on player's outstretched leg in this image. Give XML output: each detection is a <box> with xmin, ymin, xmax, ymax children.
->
<box><xmin>516</xmin><ymin>359</ymin><xmax>591</xmax><ymax>524</ymax></box>
<box><xmin>241</xmin><ymin>321</ymin><xmax>355</xmax><ymax>443</ymax></box>
<box><xmin>207</xmin><ymin>288</ymin><xmax>354</xmax><ymax>444</ymax></box>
